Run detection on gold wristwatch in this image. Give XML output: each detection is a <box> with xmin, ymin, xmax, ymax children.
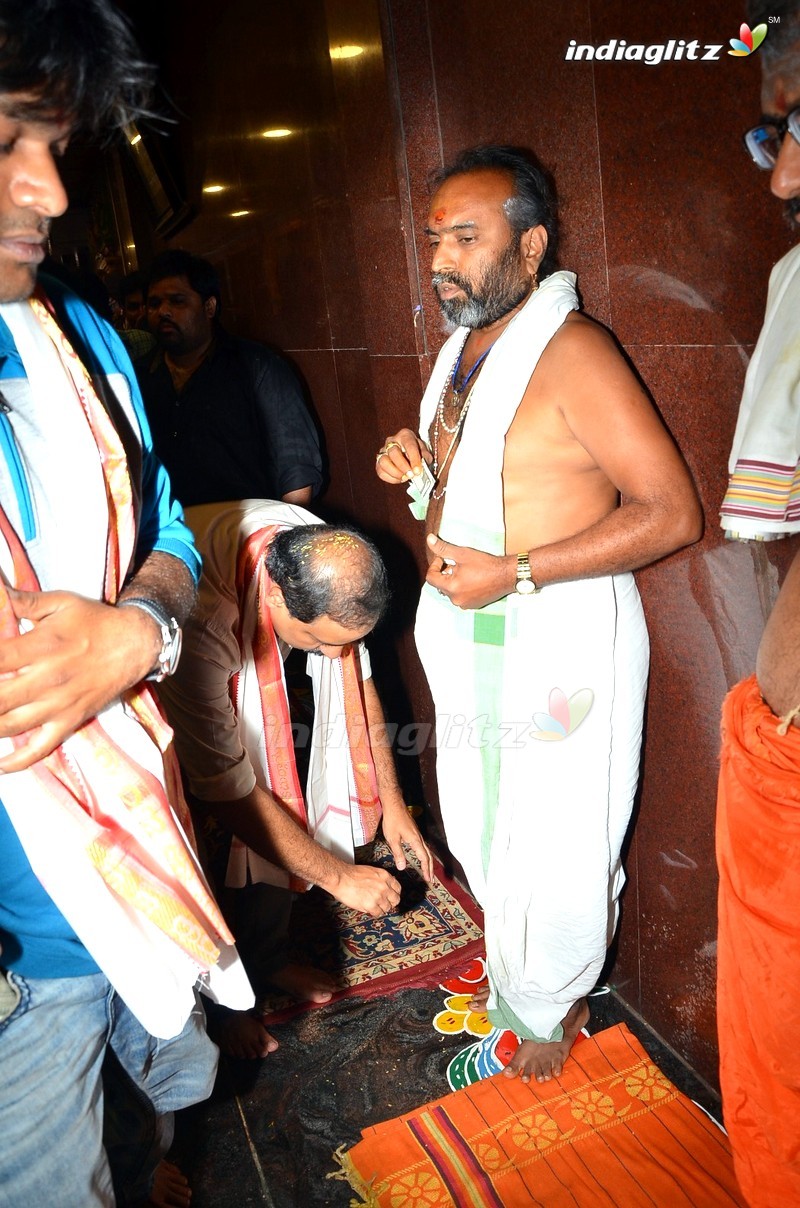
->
<box><xmin>514</xmin><ymin>552</ymin><xmax>539</xmax><ymax>596</ymax></box>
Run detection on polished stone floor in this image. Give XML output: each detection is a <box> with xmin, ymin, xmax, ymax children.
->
<box><xmin>175</xmin><ymin>980</ymin><xmax>722</xmax><ymax>1208</ymax></box>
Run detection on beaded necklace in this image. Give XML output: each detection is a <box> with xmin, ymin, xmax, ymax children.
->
<box><xmin>430</xmin><ymin>281</ymin><xmax>540</xmax><ymax>501</ymax></box>
<box><xmin>431</xmin><ymin>339</ymin><xmax>491</xmax><ymax>500</ymax></box>
<box><xmin>431</xmin><ymin>385</ymin><xmax>476</xmax><ymax>499</ymax></box>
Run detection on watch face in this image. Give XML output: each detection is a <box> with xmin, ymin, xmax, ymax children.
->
<box><xmin>515</xmin><ymin>578</ymin><xmax>536</xmax><ymax>595</ymax></box>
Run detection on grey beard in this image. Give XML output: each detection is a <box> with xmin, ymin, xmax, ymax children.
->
<box><xmin>433</xmin><ymin>235</ymin><xmax>534</xmax><ymax>329</ymax></box>
<box><xmin>438</xmin><ymin>277</ymin><xmax>532</xmax><ymax>329</ymax></box>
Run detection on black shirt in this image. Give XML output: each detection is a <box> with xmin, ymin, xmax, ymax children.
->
<box><xmin>137</xmin><ymin>329</ymin><xmax>323</xmax><ymax>508</ymax></box>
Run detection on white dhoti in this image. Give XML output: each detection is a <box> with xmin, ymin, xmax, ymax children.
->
<box><xmin>416</xmin><ymin>575</ymin><xmax>648</xmax><ymax>1041</ymax></box>
<box><xmin>413</xmin><ymin>270</ymin><xmax>649</xmax><ymax>1042</ymax></box>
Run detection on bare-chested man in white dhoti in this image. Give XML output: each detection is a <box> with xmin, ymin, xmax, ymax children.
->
<box><xmin>377</xmin><ymin>146</ymin><xmax>702</xmax><ymax>1084</ymax></box>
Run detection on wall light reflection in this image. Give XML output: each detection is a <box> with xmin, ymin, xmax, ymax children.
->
<box><xmin>330</xmin><ymin>44</ymin><xmax>364</xmax><ymax>60</ymax></box>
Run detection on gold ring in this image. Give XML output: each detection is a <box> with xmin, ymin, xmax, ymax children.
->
<box><xmin>384</xmin><ymin>440</ymin><xmax>403</xmax><ymax>455</ymax></box>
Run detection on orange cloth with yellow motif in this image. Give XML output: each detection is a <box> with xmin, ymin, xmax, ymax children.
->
<box><xmin>717</xmin><ymin>673</ymin><xmax>800</xmax><ymax>1206</ymax></box>
<box><xmin>336</xmin><ymin>1022</ymin><xmax>743</xmax><ymax>1206</ymax></box>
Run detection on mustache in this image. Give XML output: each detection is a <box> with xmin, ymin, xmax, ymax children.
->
<box><xmin>0</xmin><ymin>217</ymin><xmax>51</xmax><ymax>239</ymax></box>
<box><xmin>431</xmin><ymin>271</ymin><xmax>474</xmax><ymax>297</ymax></box>
<box><xmin>785</xmin><ymin>196</ymin><xmax>800</xmax><ymax>227</ymax></box>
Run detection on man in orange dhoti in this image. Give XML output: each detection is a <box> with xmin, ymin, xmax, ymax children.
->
<box><xmin>717</xmin><ymin>551</ymin><xmax>800</xmax><ymax>1206</ymax></box>
<box><xmin>717</xmin><ymin>5</ymin><xmax>800</xmax><ymax>1204</ymax></box>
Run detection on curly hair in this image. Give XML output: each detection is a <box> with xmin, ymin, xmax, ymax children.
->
<box><xmin>0</xmin><ymin>0</ymin><xmax>155</xmax><ymax>137</ymax></box>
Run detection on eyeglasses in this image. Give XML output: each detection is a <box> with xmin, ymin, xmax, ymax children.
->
<box><xmin>744</xmin><ymin>106</ymin><xmax>800</xmax><ymax>169</ymax></box>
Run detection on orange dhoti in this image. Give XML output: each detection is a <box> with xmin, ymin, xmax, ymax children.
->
<box><xmin>717</xmin><ymin>674</ymin><xmax>800</xmax><ymax>1206</ymax></box>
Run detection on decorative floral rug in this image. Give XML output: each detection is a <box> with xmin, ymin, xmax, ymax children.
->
<box><xmin>260</xmin><ymin>842</ymin><xmax>485</xmax><ymax>1022</ymax></box>
<box><xmin>331</xmin><ymin>1022</ymin><xmax>744</xmax><ymax>1207</ymax></box>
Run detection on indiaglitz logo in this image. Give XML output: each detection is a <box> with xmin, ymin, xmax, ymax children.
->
<box><xmin>565</xmin><ymin>38</ymin><xmax>725</xmax><ymax>64</ymax></box>
<box><xmin>728</xmin><ymin>22</ymin><xmax>767</xmax><ymax>56</ymax></box>
<box><xmin>565</xmin><ymin>23</ymin><xmax>771</xmax><ymax>64</ymax></box>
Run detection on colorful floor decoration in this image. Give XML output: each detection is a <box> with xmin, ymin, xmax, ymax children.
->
<box><xmin>260</xmin><ymin>842</ymin><xmax>485</xmax><ymax>1023</ymax></box>
<box><xmin>331</xmin><ymin>1022</ymin><xmax>744</xmax><ymax>1207</ymax></box>
<box><xmin>432</xmin><ymin>958</ymin><xmax>591</xmax><ymax>1090</ymax></box>
<box><xmin>432</xmin><ymin>957</ymin><xmax>520</xmax><ymax>1090</ymax></box>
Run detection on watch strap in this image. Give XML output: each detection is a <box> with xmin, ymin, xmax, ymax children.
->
<box><xmin>118</xmin><ymin>596</ymin><xmax>182</xmax><ymax>681</ymax></box>
<box><xmin>514</xmin><ymin>552</ymin><xmax>539</xmax><ymax>595</ymax></box>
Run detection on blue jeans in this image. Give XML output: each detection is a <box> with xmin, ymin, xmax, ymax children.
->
<box><xmin>0</xmin><ymin>970</ymin><xmax>218</xmax><ymax>1207</ymax></box>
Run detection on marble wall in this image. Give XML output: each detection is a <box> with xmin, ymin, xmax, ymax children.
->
<box><xmin>127</xmin><ymin>0</ymin><xmax>798</xmax><ymax>1088</ymax></box>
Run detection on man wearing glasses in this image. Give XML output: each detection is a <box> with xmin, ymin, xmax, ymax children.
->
<box><xmin>716</xmin><ymin>5</ymin><xmax>800</xmax><ymax>1205</ymax></box>
<box><xmin>721</xmin><ymin>0</ymin><xmax>800</xmax><ymax>540</ymax></box>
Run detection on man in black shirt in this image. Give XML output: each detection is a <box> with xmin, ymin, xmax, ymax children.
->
<box><xmin>138</xmin><ymin>250</ymin><xmax>323</xmax><ymax>507</ymax></box>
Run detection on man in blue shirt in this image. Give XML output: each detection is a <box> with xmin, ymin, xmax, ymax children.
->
<box><xmin>0</xmin><ymin>3</ymin><xmax>251</xmax><ymax>1204</ymax></box>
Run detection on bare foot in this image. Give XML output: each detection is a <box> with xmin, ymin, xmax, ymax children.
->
<box><xmin>503</xmin><ymin>998</ymin><xmax>590</xmax><ymax>1084</ymax></box>
<box><xmin>147</xmin><ymin>1159</ymin><xmax>191</xmax><ymax>1207</ymax></box>
<box><xmin>215</xmin><ymin>1011</ymin><xmax>280</xmax><ymax>1060</ymax></box>
<box><xmin>467</xmin><ymin>983</ymin><xmax>489</xmax><ymax>1012</ymax></box>
<box><xmin>269</xmin><ymin>962</ymin><xmax>337</xmax><ymax>1004</ymax></box>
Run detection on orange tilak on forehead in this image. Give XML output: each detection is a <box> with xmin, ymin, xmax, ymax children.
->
<box><xmin>433</xmin><ymin>208</ymin><xmax>446</xmax><ymax>223</ymax></box>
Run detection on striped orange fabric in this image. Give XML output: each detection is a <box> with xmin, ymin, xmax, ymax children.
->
<box><xmin>721</xmin><ymin>458</ymin><xmax>800</xmax><ymax>528</ymax></box>
<box><xmin>335</xmin><ymin>1023</ymin><xmax>743</xmax><ymax>1207</ymax></box>
<box><xmin>234</xmin><ymin>525</ymin><xmax>309</xmax><ymax>832</ymax></box>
